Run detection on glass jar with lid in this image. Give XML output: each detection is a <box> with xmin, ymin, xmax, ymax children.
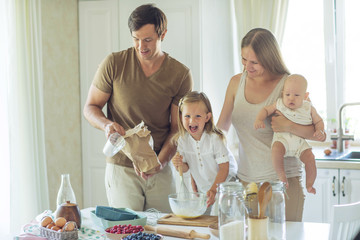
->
<box><xmin>218</xmin><ymin>182</ymin><xmax>246</xmax><ymax>240</ymax></box>
<box><xmin>268</xmin><ymin>181</ymin><xmax>286</xmax><ymax>240</ymax></box>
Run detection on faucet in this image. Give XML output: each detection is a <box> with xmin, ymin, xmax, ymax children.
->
<box><xmin>330</xmin><ymin>102</ymin><xmax>360</xmax><ymax>153</ymax></box>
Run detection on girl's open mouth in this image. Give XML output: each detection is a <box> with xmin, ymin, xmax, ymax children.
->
<box><xmin>189</xmin><ymin>126</ymin><xmax>198</xmax><ymax>133</ymax></box>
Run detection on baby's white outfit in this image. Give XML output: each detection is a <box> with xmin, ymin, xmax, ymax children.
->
<box><xmin>272</xmin><ymin>99</ymin><xmax>313</xmax><ymax>158</ymax></box>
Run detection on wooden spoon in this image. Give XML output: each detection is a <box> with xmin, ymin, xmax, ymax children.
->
<box><xmin>258</xmin><ymin>182</ymin><xmax>272</xmax><ymax>219</ymax></box>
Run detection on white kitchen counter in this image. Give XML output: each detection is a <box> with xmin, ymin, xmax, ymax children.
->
<box><xmin>80</xmin><ymin>208</ymin><xmax>330</xmax><ymax>240</ymax></box>
<box><xmin>313</xmin><ymin>147</ymin><xmax>360</xmax><ymax>170</ymax></box>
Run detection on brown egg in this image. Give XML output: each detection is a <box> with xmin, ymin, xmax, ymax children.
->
<box><xmin>55</xmin><ymin>217</ymin><xmax>67</xmax><ymax>228</ymax></box>
<box><xmin>324</xmin><ymin>148</ymin><xmax>332</xmax><ymax>156</ymax></box>
<box><xmin>64</xmin><ymin>221</ymin><xmax>76</xmax><ymax>231</ymax></box>
<box><xmin>46</xmin><ymin>223</ymin><xmax>55</xmax><ymax>229</ymax></box>
<box><xmin>51</xmin><ymin>226</ymin><xmax>60</xmax><ymax>231</ymax></box>
<box><xmin>41</xmin><ymin>216</ymin><xmax>53</xmax><ymax>227</ymax></box>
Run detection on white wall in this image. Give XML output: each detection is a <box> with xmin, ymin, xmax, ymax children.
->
<box><xmin>201</xmin><ymin>0</ymin><xmax>235</xmax><ymax>121</ymax></box>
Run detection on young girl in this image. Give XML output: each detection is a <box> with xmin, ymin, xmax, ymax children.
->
<box><xmin>171</xmin><ymin>91</ymin><xmax>238</xmax><ymax>215</ymax></box>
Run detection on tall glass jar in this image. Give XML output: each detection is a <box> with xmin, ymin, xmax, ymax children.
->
<box><xmin>218</xmin><ymin>182</ymin><xmax>246</xmax><ymax>240</ymax></box>
<box><xmin>56</xmin><ymin>174</ymin><xmax>76</xmax><ymax>207</ymax></box>
<box><xmin>268</xmin><ymin>181</ymin><xmax>286</xmax><ymax>240</ymax></box>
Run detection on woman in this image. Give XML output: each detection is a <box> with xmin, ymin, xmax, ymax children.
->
<box><xmin>217</xmin><ymin>28</ymin><xmax>319</xmax><ymax>221</ymax></box>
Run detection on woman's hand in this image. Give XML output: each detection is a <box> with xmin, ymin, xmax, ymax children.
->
<box><xmin>271</xmin><ymin>111</ymin><xmax>292</xmax><ymax>132</ymax></box>
<box><xmin>314</xmin><ymin>129</ymin><xmax>326</xmax><ymax>141</ymax></box>
<box><xmin>272</xmin><ymin>110</ymin><xmax>318</xmax><ymax>140</ymax></box>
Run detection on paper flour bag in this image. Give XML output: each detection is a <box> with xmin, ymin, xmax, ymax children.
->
<box><xmin>121</xmin><ymin>121</ymin><xmax>160</xmax><ymax>174</ymax></box>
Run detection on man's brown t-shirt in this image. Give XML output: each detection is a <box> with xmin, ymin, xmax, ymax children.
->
<box><xmin>93</xmin><ymin>47</ymin><xmax>193</xmax><ymax>167</ymax></box>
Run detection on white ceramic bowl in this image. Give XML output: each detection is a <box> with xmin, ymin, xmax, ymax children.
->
<box><xmin>168</xmin><ymin>192</ymin><xmax>207</xmax><ymax>218</ymax></box>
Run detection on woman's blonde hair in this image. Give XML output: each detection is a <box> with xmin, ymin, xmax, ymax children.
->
<box><xmin>241</xmin><ymin>28</ymin><xmax>290</xmax><ymax>76</ymax></box>
<box><xmin>172</xmin><ymin>91</ymin><xmax>224</xmax><ymax>145</ymax></box>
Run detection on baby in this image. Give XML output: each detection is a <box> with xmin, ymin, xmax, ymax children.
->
<box><xmin>254</xmin><ymin>74</ymin><xmax>325</xmax><ymax>194</ymax></box>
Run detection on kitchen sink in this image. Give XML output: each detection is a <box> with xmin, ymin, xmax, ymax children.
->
<box><xmin>337</xmin><ymin>151</ymin><xmax>360</xmax><ymax>160</ymax></box>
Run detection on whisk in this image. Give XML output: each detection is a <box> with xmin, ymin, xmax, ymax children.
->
<box><xmin>177</xmin><ymin>152</ymin><xmax>189</xmax><ymax>199</ymax></box>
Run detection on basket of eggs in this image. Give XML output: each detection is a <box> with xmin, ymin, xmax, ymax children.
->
<box><xmin>39</xmin><ymin>216</ymin><xmax>78</xmax><ymax>240</ymax></box>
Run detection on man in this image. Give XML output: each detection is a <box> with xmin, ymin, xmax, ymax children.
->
<box><xmin>83</xmin><ymin>4</ymin><xmax>193</xmax><ymax>212</ymax></box>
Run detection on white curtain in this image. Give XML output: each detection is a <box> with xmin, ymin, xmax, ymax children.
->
<box><xmin>0</xmin><ymin>0</ymin><xmax>49</xmax><ymax>235</ymax></box>
<box><xmin>231</xmin><ymin>0</ymin><xmax>289</xmax><ymax>72</ymax></box>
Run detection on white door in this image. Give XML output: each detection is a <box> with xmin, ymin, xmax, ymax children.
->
<box><xmin>339</xmin><ymin>169</ymin><xmax>360</xmax><ymax>204</ymax></box>
<box><xmin>79</xmin><ymin>0</ymin><xmax>201</xmax><ymax>208</ymax></box>
<box><xmin>302</xmin><ymin>168</ymin><xmax>338</xmax><ymax>223</ymax></box>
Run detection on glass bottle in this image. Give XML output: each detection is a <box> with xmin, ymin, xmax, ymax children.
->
<box><xmin>56</xmin><ymin>174</ymin><xmax>76</xmax><ymax>207</ymax></box>
<box><xmin>218</xmin><ymin>182</ymin><xmax>246</xmax><ymax>240</ymax></box>
<box><xmin>268</xmin><ymin>181</ymin><xmax>286</xmax><ymax>240</ymax></box>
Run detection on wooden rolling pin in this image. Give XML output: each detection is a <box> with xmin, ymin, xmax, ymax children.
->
<box><xmin>144</xmin><ymin>225</ymin><xmax>210</xmax><ymax>239</ymax></box>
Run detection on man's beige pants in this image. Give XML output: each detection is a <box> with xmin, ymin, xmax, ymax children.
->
<box><xmin>105</xmin><ymin>163</ymin><xmax>175</xmax><ymax>213</ymax></box>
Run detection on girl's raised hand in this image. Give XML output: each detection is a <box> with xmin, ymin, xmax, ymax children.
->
<box><xmin>171</xmin><ymin>152</ymin><xmax>183</xmax><ymax>171</ymax></box>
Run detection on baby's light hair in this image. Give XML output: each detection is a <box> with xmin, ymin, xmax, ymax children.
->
<box><xmin>172</xmin><ymin>91</ymin><xmax>224</xmax><ymax>145</ymax></box>
<box><xmin>285</xmin><ymin>74</ymin><xmax>308</xmax><ymax>91</ymax></box>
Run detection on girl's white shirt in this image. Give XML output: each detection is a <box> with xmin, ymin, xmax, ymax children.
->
<box><xmin>177</xmin><ymin>132</ymin><xmax>238</xmax><ymax>194</ymax></box>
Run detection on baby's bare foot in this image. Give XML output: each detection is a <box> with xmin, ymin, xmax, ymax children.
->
<box><xmin>307</xmin><ymin>186</ymin><xmax>316</xmax><ymax>194</ymax></box>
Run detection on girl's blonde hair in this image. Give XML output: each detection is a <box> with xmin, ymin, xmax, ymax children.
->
<box><xmin>172</xmin><ymin>91</ymin><xmax>224</xmax><ymax>145</ymax></box>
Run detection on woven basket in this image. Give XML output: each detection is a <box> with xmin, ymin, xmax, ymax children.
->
<box><xmin>39</xmin><ymin>226</ymin><xmax>78</xmax><ymax>240</ymax></box>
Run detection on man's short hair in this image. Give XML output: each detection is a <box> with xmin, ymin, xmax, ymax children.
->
<box><xmin>128</xmin><ymin>4</ymin><xmax>167</xmax><ymax>37</ymax></box>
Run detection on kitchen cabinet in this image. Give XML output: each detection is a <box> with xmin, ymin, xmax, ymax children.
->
<box><xmin>302</xmin><ymin>167</ymin><xmax>360</xmax><ymax>223</ymax></box>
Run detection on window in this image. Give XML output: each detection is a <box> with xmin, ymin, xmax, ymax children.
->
<box><xmin>342</xmin><ymin>0</ymin><xmax>360</xmax><ymax>138</ymax></box>
<box><xmin>282</xmin><ymin>0</ymin><xmax>360</xmax><ymax>141</ymax></box>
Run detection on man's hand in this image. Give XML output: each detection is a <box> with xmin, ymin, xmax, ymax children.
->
<box><xmin>133</xmin><ymin>160</ymin><xmax>166</xmax><ymax>180</ymax></box>
<box><xmin>133</xmin><ymin>164</ymin><xmax>153</xmax><ymax>180</ymax></box>
<box><xmin>104</xmin><ymin>122</ymin><xmax>126</xmax><ymax>138</ymax></box>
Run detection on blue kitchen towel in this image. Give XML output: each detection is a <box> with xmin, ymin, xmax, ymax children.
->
<box><xmin>95</xmin><ymin>206</ymin><xmax>138</xmax><ymax>221</ymax></box>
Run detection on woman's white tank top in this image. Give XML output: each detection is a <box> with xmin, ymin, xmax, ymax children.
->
<box><xmin>231</xmin><ymin>72</ymin><xmax>302</xmax><ymax>182</ymax></box>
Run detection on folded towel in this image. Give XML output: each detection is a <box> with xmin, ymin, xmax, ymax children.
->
<box><xmin>95</xmin><ymin>206</ymin><xmax>138</xmax><ymax>221</ymax></box>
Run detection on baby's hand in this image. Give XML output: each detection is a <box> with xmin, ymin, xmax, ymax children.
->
<box><xmin>206</xmin><ymin>189</ymin><xmax>216</xmax><ymax>207</ymax></box>
<box><xmin>314</xmin><ymin>130</ymin><xmax>326</xmax><ymax>141</ymax></box>
<box><xmin>254</xmin><ymin>120</ymin><xmax>265</xmax><ymax>129</ymax></box>
<box><xmin>171</xmin><ymin>153</ymin><xmax>183</xmax><ymax>170</ymax></box>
